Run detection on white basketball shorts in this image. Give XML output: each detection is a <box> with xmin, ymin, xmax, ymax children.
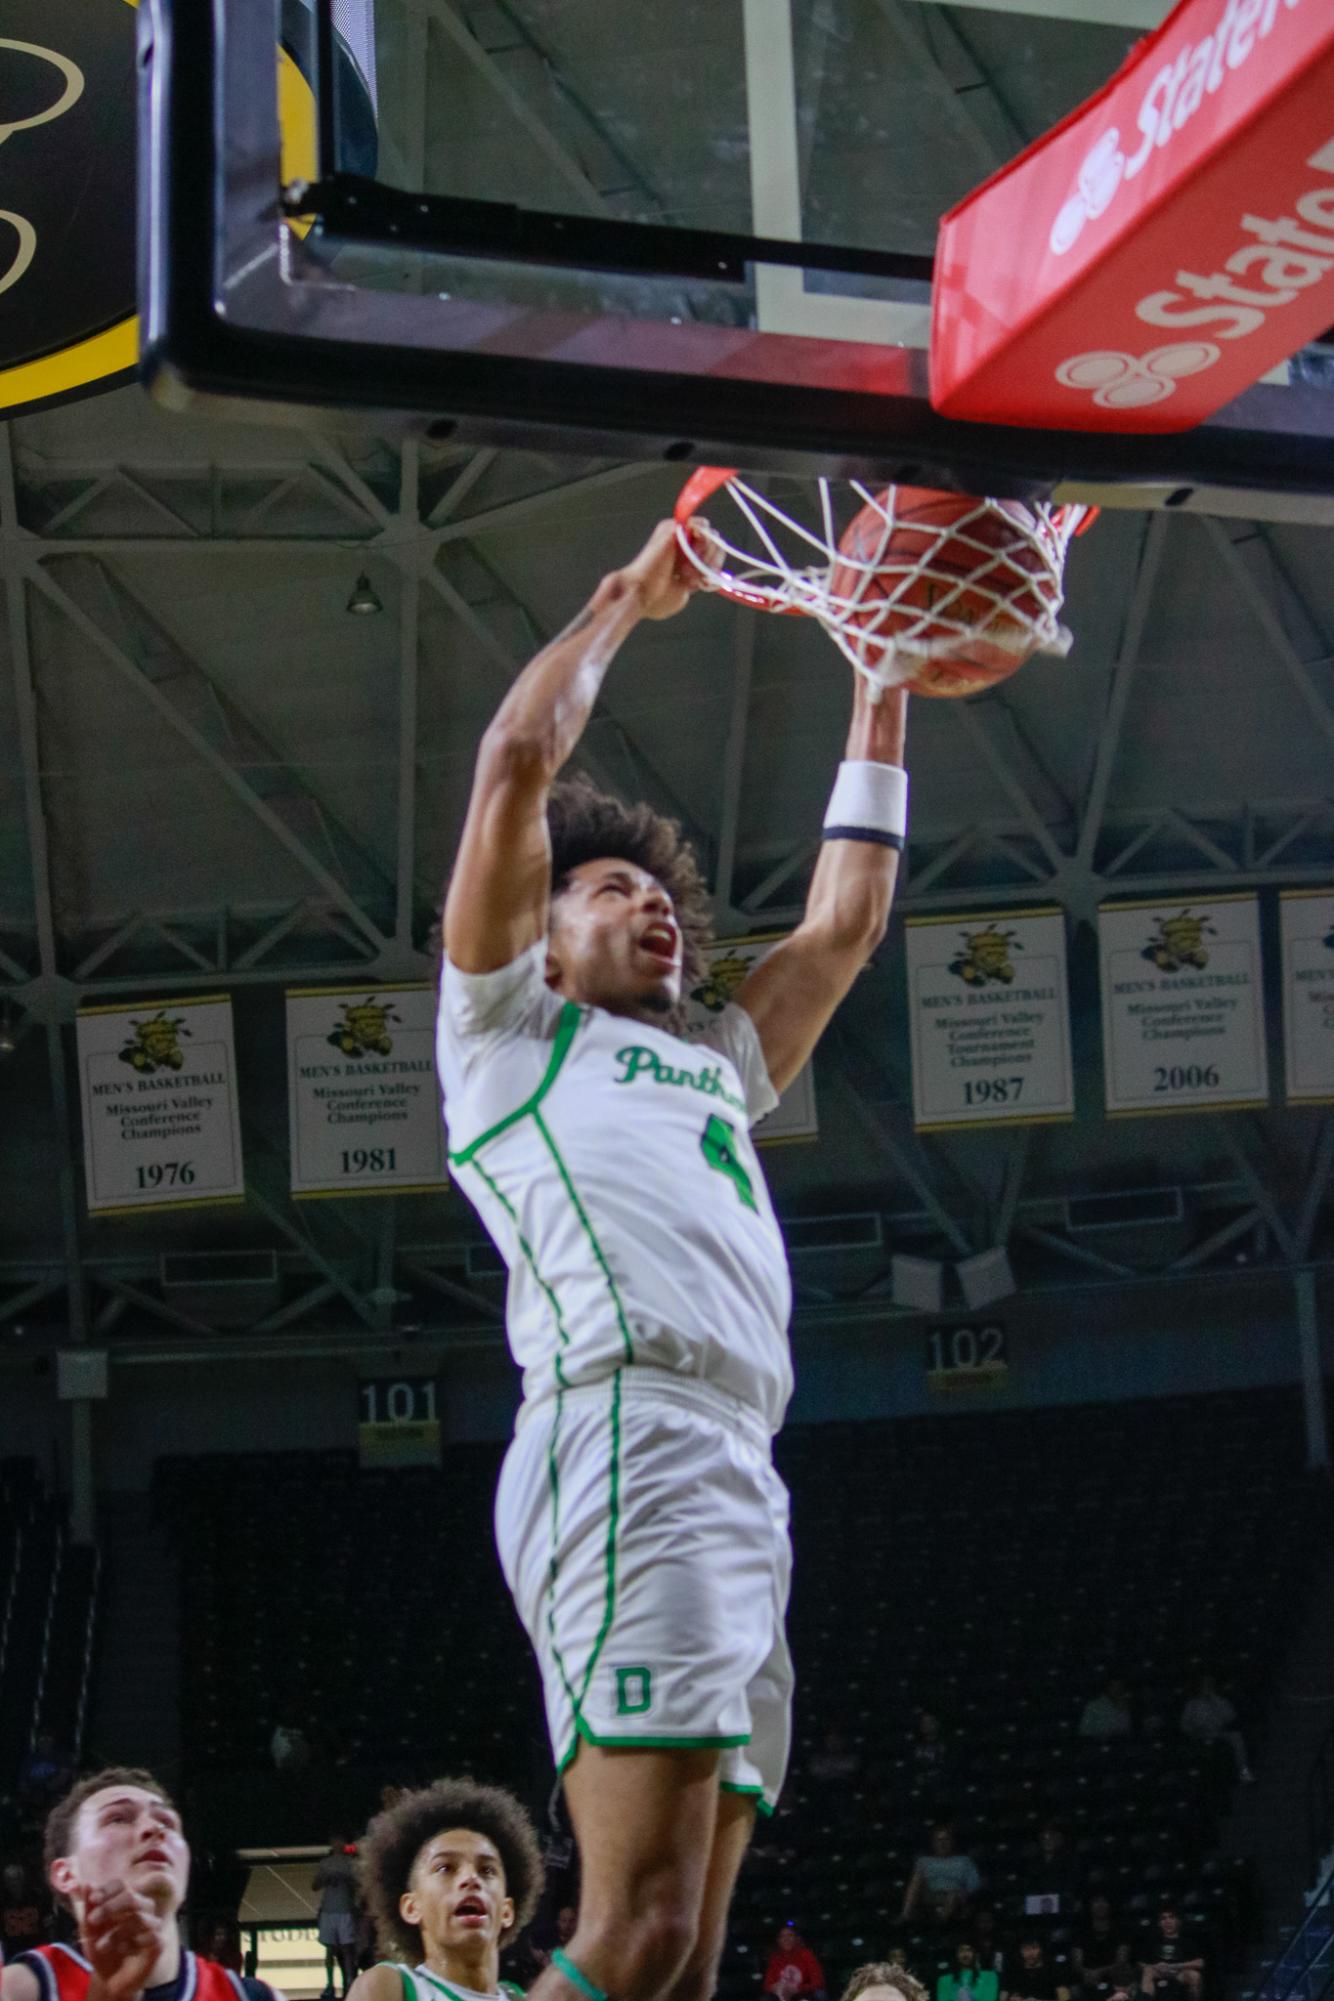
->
<box><xmin>495</xmin><ymin>1366</ymin><xmax>793</xmax><ymax>1812</ymax></box>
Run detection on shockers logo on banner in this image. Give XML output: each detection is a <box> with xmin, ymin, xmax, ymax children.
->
<box><xmin>76</xmin><ymin>994</ymin><xmax>245</xmax><ymax>1214</ymax></box>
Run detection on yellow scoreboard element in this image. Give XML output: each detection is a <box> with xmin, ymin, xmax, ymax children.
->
<box><xmin>357</xmin><ymin>1376</ymin><xmax>443</xmax><ymax>1469</ymax></box>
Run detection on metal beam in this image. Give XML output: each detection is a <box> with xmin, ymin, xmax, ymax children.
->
<box><xmin>1217</xmin><ymin>1118</ymin><xmax>1297</xmax><ymax>1265</ymax></box>
<box><xmin>828</xmin><ymin>1046</ymin><xmax>973</xmax><ymax>1256</ymax></box>
<box><xmin>414</xmin><ymin>0</ymin><xmax>612</xmax><ymax>216</ymax></box>
<box><xmin>1206</xmin><ymin>522</ymin><xmax>1334</xmax><ymax>767</ymax></box>
<box><xmin>1295</xmin><ymin>1114</ymin><xmax>1334</xmax><ymax>1263</ymax></box>
<box><xmin>1</xmin><ymin>434</ymin><xmax>87</xmax><ymax>1341</ymax></box>
<box><xmin>1073</xmin><ymin>515</ymin><xmax>1167</xmax><ymax>879</ymax></box>
<box><xmin>396</xmin><ymin>445</ymin><xmax>422</xmax><ymax>950</ymax></box>
<box><xmin>904</xmin><ymin>0</ymin><xmax>1169</xmax><ymax>23</ymax></box>
<box><xmin>27</xmin><ymin>561</ymin><xmax>391</xmax><ymax>952</ymax></box>
<box><xmin>954</xmin><ymin>701</ymin><xmax>1066</xmax><ymax>875</ymax></box>
<box><xmin>715</xmin><ymin>611</ymin><xmax>755</xmax><ymax>920</ymax></box>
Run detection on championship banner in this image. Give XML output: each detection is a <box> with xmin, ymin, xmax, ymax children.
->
<box><xmin>685</xmin><ymin>935</ymin><xmax>817</xmax><ymax>1143</ymax></box>
<box><xmin>931</xmin><ymin>0</ymin><xmax>1334</xmax><ymax>433</ymax></box>
<box><xmin>904</xmin><ymin>908</ymin><xmax>1074</xmax><ymax>1130</ymax></box>
<box><xmin>1280</xmin><ymin>888</ymin><xmax>1334</xmax><ymax>1104</ymax></box>
<box><xmin>286</xmin><ymin>983</ymin><xmax>447</xmax><ymax>1196</ymax></box>
<box><xmin>75</xmin><ymin>995</ymin><xmax>244</xmax><ymax>1214</ymax></box>
<box><xmin>1098</xmin><ymin>894</ymin><xmax>1269</xmax><ymax>1115</ymax></box>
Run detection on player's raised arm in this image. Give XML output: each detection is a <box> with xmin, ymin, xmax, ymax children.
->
<box><xmin>443</xmin><ymin>521</ymin><xmax>695</xmax><ymax>974</ymax></box>
<box><xmin>733</xmin><ymin>675</ymin><xmax>907</xmax><ymax>1093</ymax></box>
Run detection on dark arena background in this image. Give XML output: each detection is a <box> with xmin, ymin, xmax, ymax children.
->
<box><xmin>3</xmin><ymin>5</ymin><xmax>1334</xmax><ymax>2001</ymax></box>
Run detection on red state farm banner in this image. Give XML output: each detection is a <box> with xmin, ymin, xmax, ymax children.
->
<box><xmin>930</xmin><ymin>0</ymin><xmax>1334</xmax><ymax>434</ymax></box>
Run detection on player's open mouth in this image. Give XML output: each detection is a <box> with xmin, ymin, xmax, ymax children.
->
<box><xmin>454</xmin><ymin>1899</ymin><xmax>488</xmax><ymax>1925</ymax></box>
<box><xmin>638</xmin><ymin>924</ymin><xmax>678</xmax><ymax>967</ymax></box>
<box><xmin>137</xmin><ymin>1847</ymin><xmax>170</xmax><ymax>1867</ymax></box>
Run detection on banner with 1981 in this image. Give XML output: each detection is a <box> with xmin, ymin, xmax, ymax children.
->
<box><xmin>1098</xmin><ymin>894</ymin><xmax>1268</xmax><ymax>1115</ymax></box>
<box><xmin>286</xmin><ymin>983</ymin><xmax>447</xmax><ymax>1196</ymax></box>
<box><xmin>75</xmin><ymin>994</ymin><xmax>244</xmax><ymax>1215</ymax></box>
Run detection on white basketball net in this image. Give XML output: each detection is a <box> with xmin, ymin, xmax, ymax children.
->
<box><xmin>676</xmin><ymin>476</ymin><xmax>1093</xmax><ymax>696</ymax></box>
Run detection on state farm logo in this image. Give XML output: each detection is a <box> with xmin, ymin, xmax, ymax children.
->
<box><xmin>1046</xmin><ymin>0</ymin><xmax>1314</xmax><ymax>260</ymax></box>
<box><xmin>1054</xmin><ymin>341</ymin><xmax>1221</xmax><ymax>410</ymax></box>
<box><xmin>1049</xmin><ymin>130</ymin><xmax>1125</xmax><ymax>257</ymax></box>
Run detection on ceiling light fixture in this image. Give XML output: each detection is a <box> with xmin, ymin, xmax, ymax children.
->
<box><xmin>346</xmin><ymin>571</ymin><xmax>383</xmax><ymax>616</ymax></box>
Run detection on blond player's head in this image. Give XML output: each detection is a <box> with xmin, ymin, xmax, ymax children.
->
<box><xmin>44</xmin><ymin>1769</ymin><xmax>188</xmax><ymax>1919</ymax></box>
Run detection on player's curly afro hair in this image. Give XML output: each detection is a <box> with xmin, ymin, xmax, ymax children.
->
<box><xmin>356</xmin><ymin>1778</ymin><xmax>544</xmax><ymax>1963</ymax></box>
<box><xmin>842</xmin><ymin>1965</ymin><xmax>929</xmax><ymax>2001</ymax></box>
<box><xmin>547</xmin><ymin>775</ymin><xmax>713</xmax><ymax>1020</ymax></box>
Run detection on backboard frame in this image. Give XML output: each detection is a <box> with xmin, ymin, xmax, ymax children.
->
<box><xmin>139</xmin><ymin>0</ymin><xmax>1334</xmax><ymax>507</ymax></box>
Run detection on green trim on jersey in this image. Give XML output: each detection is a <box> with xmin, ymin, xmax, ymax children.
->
<box><xmin>558</xmin><ymin>1727</ymin><xmax>753</xmax><ymax>1776</ymax></box>
<box><xmin>720</xmin><ymin>1779</ymin><xmax>776</xmax><ymax>1817</ymax></box>
<box><xmin>401</xmin><ymin>1967</ymin><xmax>525</xmax><ymax>2001</ymax></box>
<box><xmin>533</xmin><ymin>1110</ymin><xmax>635</xmax><ymax>1364</ymax></box>
<box><xmin>545</xmin><ymin>1390</ymin><xmax>584</xmax><ymax>1727</ymax></box>
<box><xmin>382</xmin><ymin>1967</ymin><xmax>416</xmax><ymax>2001</ymax></box>
<box><xmin>449</xmin><ymin>1001</ymin><xmax>582</xmax><ymax>1165</ymax></box>
<box><xmin>545</xmin><ymin>1374</ymin><xmax>626</xmax><ymax>1753</ymax></box>
<box><xmin>576</xmin><ymin>1367</ymin><xmax>623</xmax><ymax>1709</ymax></box>
<box><xmin>466</xmin><ymin>1156</ymin><xmax>573</xmax><ymax>1388</ymax></box>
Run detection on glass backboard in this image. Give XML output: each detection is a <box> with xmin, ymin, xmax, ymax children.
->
<box><xmin>139</xmin><ymin>0</ymin><xmax>1334</xmax><ymax>516</ymax></box>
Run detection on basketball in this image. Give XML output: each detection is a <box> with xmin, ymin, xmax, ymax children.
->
<box><xmin>827</xmin><ymin>486</ymin><xmax>1060</xmax><ymax>697</ymax></box>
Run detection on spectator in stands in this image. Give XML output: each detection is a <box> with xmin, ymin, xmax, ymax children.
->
<box><xmin>525</xmin><ymin>1906</ymin><xmax>578</xmax><ymax>1981</ymax></box>
<box><xmin>15</xmin><ymin>1740</ymin><xmax>72</xmax><ymax>1816</ymax></box>
<box><xmin>910</xmin><ymin>1712</ymin><xmax>950</xmax><ymax>1779</ymax></box>
<box><xmin>900</xmin><ymin>1825</ymin><xmax>982</xmax><ymax>1928</ymax></box>
<box><xmin>315</xmin><ymin>1835</ymin><xmax>360</xmax><ymax>1999</ymax></box>
<box><xmin>0</xmin><ymin>1765</ymin><xmax>280</xmax><ymax>2001</ymax></box>
<box><xmin>842</xmin><ymin>1965</ymin><xmax>929</xmax><ymax>2001</ymax></box>
<box><xmin>1072</xmin><ymin>1897</ymin><xmax>1134</xmax><ymax>1996</ymax></box>
<box><xmin>1079</xmin><ymin>1679</ymin><xmax>1133</xmax><ymax>1740</ymax></box>
<box><xmin>1002</xmin><ymin>1941</ymin><xmax>1069</xmax><ymax>2001</ymax></box>
<box><xmin>269</xmin><ymin>1720</ymin><xmax>311</xmax><ymax>1774</ymax></box>
<box><xmin>195</xmin><ymin>1918</ymin><xmax>244</xmax><ymax>1975</ymax></box>
<box><xmin>1019</xmin><ymin>1824</ymin><xmax>1081</xmax><ymax>1916</ymax></box>
<box><xmin>938</xmin><ymin>1942</ymin><xmax>999</xmax><ymax>2001</ymax></box>
<box><xmin>809</xmin><ymin>1730</ymin><xmax>862</xmax><ymax>1785</ymax></box>
<box><xmin>1180</xmin><ymin>1674</ymin><xmax>1254</xmax><ymax>1784</ymax></box>
<box><xmin>972</xmin><ymin>1908</ymin><xmax>1004</xmax><ymax>1980</ymax></box>
<box><xmin>350</xmin><ymin>1777</ymin><xmax>544</xmax><ymax>2001</ymax></box>
<box><xmin>0</xmin><ymin>1861</ymin><xmax>49</xmax><ymax>1956</ymax></box>
<box><xmin>1139</xmin><ymin>1910</ymin><xmax>1204</xmax><ymax>2001</ymax></box>
<box><xmin>764</xmin><ymin>1925</ymin><xmax>827</xmax><ymax>2001</ymax></box>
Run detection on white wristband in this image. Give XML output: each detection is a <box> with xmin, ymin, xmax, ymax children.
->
<box><xmin>823</xmin><ymin>760</ymin><xmax>908</xmax><ymax>849</ymax></box>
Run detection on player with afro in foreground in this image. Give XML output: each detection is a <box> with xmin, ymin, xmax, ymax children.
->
<box><xmin>350</xmin><ymin>1780</ymin><xmax>544</xmax><ymax>2001</ymax></box>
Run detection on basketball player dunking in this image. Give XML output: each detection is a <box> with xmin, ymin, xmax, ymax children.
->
<box><xmin>436</xmin><ymin>520</ymin><xmax>909</xmax><ymax>2001</ymax></box>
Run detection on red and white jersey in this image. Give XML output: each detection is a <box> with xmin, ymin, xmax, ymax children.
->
<box><xmin>13</xmin><ymin>1945</ymin><xmax>276</xmax><ymax>2001</ymax></box>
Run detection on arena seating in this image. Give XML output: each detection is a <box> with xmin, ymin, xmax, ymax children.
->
<box><xmin>155</xmin><ymin>1387</ymin><xmax>1333</xmax><ymax>1997</ymax></box>
<box><xmin>0</xmin><ymin>1458</ymin><xmax>99</xmax><ymax>1797</ymax></box>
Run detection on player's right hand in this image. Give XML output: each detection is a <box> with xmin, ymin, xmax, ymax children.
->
<box><xmin>620</xmin><ymin>519</ymin><xmax>703</xmax><ymax>621</ymax></box>
<box><xmin>84</xmin><ymin>1881</ymin><xmax>162</xmax><ymax>2001</ymax></box>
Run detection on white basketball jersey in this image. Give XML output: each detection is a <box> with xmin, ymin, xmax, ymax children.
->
<box><xmin>435</xmin><ymin>943</ymin><xmax>793</xmax><ymax>1433</ymax></box>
